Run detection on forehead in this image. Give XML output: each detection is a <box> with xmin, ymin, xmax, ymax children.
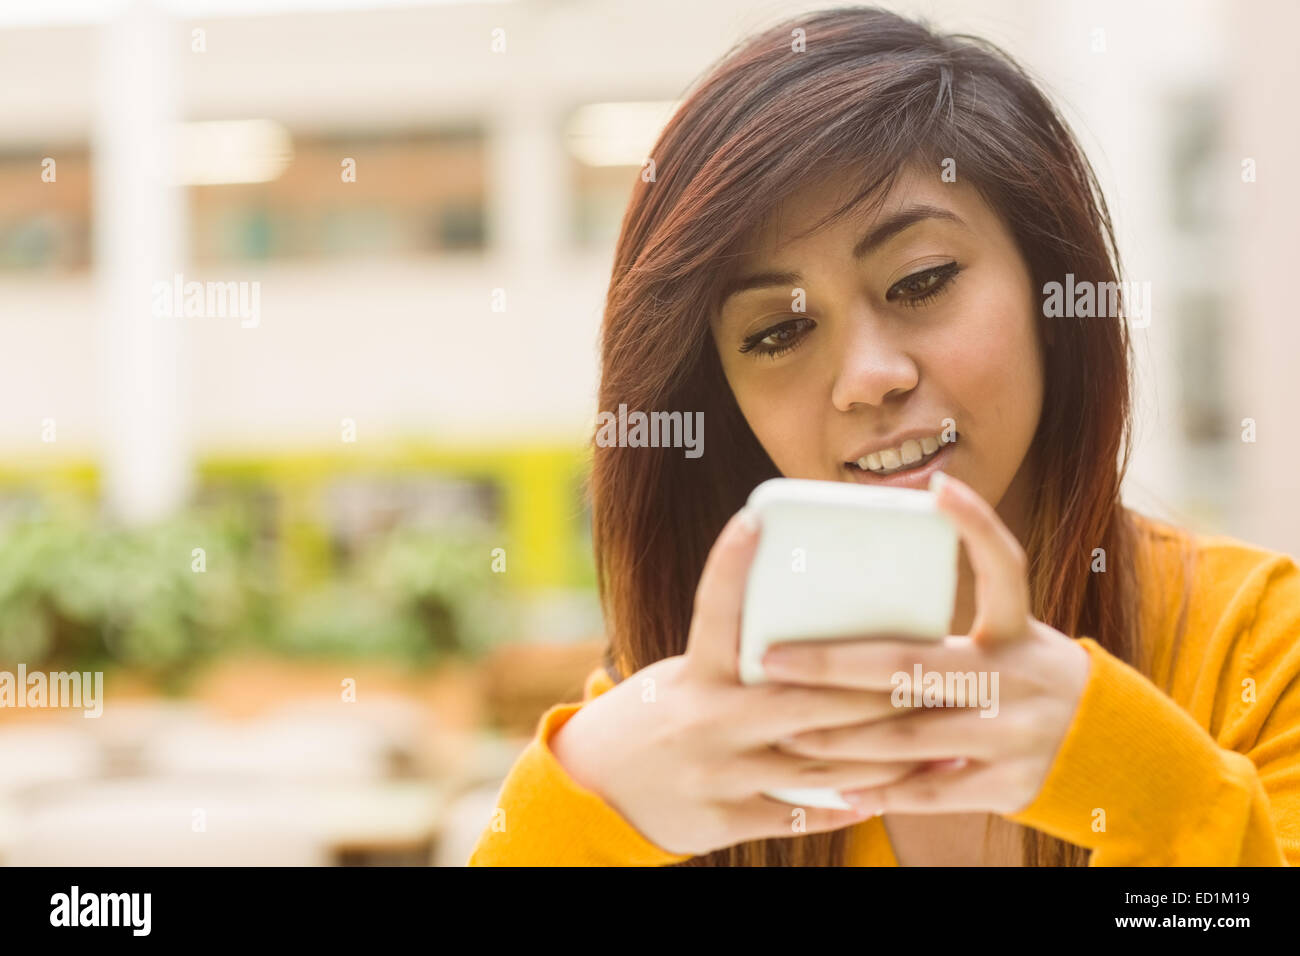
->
<box><xmin>738</xmin><ymin>164</ymin><xmax>986</xmax><ymax>261</ymax></box>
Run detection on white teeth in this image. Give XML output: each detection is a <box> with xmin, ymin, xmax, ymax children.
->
<box><xmin>851</xmin><ymin>431</ymin><xmax>953</xmax><ymax>475</ymax></box>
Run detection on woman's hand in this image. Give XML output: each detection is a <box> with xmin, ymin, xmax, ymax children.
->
<box><xmin>760</xmin><ymin>472</ymin><xmax>1092</xmax><ymax>817</ymax></box>
<box><xmin>549</xmin><ymin>507</ymin><xmax>930</xmax><ymax>857</ymax></box>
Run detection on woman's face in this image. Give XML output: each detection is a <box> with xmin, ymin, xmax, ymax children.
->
<box><xmin>710</xmin><ymin>164</ymin><xmax>1045</xmax><ymax>532</ymax></box>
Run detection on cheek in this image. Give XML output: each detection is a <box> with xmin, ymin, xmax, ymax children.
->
<box><xmin>726</xmin><ymin>367</ymin><xmax>825</xmax><ymax>477</ymax></box>
<box><xmin>918</xmin><ymin>276</ymin><xmax>1037</xmax><ymax>470</ymax></box>
<box><xmin>944</xmin><ymin>282</ymin><xmax>1044</xmax><ymax>447</ymax></box>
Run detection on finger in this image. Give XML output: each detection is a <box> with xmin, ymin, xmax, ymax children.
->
<box><xmin>683</xmin><ymin>506</ymin><xmax>761</xmax><ymax>682</ymax></box>
<box><xmin>721</xmin><ymin>748</ymin><xmax>925</xmax><ymax>798</ymax></box>
<box><xmin>728</xmin><ymin>795</ymin><xmax>879</xmax><ymax>843</ymax></box>
<box><xmin>930</xmin><ymin>472</ymin><xmax>1030</xmax><ymax>644</ymax></box>
<box><xmin>760</xmin><ymin>634</ymin><xmax>982</xmax><ymax>691</ymax></box>
<box><xmin>737</xmin><ymin>684</ymin><xmax>902</xmax><ymax>743</ymax></box>
<box><xmin>841</xmin><ymin>760</ymin><xmax>1015</xmax><ymax>815</ymax></box>
<box><xmin>773</xmin><ymin>707</ymin><xmax>998</xmax><ymax>763</ymax></box>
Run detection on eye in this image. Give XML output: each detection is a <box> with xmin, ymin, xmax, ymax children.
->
<box><xmin>886</xmin><ymin>261</ymin><xmax>961</xmax><ymax>308</ymax></box>
<box><xmin>738</xmin><ymin>316</ymin><xmax>815</xmax><ymax>358</ymax></box>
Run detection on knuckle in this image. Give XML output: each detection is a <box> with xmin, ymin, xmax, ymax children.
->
<box><xmin>798</xmin><ymin>761</ymin><xmax>836</xmax><ymax>781</ymax></box>
<box><xmin>997</xmin><ymin>715</ymin><xmax>1026</xmax><ymax>749</ymax></box>
<box><xmin>704</xmin><ymin>802</ymin><xmax>737</xmax><ymax>843</ymax></box>
<box><xmin>1005</xmin><ymin>708</ymin><xmax>1048</xmax><ymax>750</ymax></box>
<box><xmin>910</xmin><ymin>779</ymin><xmax>941</xmax><ymax>805</ymax></box>
<box><xmin>650</xmin><ymin>718</ymin><xmax>689</xmax><ymax>755</ymax></box>
<box><xmin>765</xmin><ymin>684</ymin><xmax>816</xmax><ymax>724</ymax></box>
<box><xmin>1014</xmin><ymin>761</ymin><xmax>1043</xmax><ymax>800</ymax></box>
<box><xmin>679</xmin><ymin>760</ymin><xmax>714</xmax><ymax>802</ymax></box>
<box><xmin>660</xmin><ymin>654</ymin><xmax>688</xmax><ymax>682</ymax></box>
<box><xmin>1022</xmin><ymin>711</ymin><xmax>1053</xmax><ymax>747</ymax></box>
<box><xmin>788</xmin><ymin>730</ymin><xmax>824</xmax><ymax>757</ymax></box>
<box><xmin>662</xmin><ymin>655</ymin><xmax>695</xmax><ymax>694</ymax></box>
<box><xmin>718</xmin><ymin>753</ymin><xmax>759</xmax><ymax>799</ymax></box>
<box><xmin>650</xmin><ymin>699</ymin><xmax>700</xmax><ymax>750</ymax></box>
<box><xmin>888</xmin><ymin>714</ymin><xmax>920</xmax><ymax>741</ymax></box>
<box><xmin>886</xmin><ymin>647</ymin><xmax>918</xmax><ymax>679</ymax></box>
<box><xmin>794</xmin><ymin>646</ymin><xmax>828</xmax><ymax>681</ymax></box>
<box><xmin>890</xmin><ymin>760</ymin><xmax>922</xmax><ymax>784</ymax></box>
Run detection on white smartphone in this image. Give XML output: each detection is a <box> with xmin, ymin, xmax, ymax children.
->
<box><xmin>738</xmin><ymin>477</ymin><xmax>959</xmax><ymax>810</ymax></box>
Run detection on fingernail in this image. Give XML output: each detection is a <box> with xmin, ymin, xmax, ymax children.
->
<box><xmin>737</xmin><ymin>505</ymin><xmax>759</xmax><ymax>534</ymax></box>
<box><xmin>762</xmin><ymin>648</ymin><xmax>794</xmax><ymax>676</ymax></box>
<box><xmin>928</xmin><ymin>471</ymin><xmax>949</xmax><ymax>495</ymax></box>
<box><xmin>843</xmin><ymin>791</ymin><xmax>881</xmax><ymax>815</ymax></box>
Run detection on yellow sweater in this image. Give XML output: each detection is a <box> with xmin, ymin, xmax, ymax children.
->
<box><xmin>468</xmin><ymin>512</ymin><xmax>1300</xmax><ymax>865</ymax></box>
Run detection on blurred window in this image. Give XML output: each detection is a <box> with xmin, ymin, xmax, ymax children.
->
<box><xmin>571</xmin><ymin>160</ymin><xmax>638</xmax><ymax>248</ymax></box>
<box><xmin>0</xmin><ymin>147</ymin><xmax>92</xmax><ymax>273</ymax></box>
<box><xmin>191</xmin><ymin>126</ymin><xmax>487</xmax><ymax>262</ymax></box>
<box><xmin>565</xmin><ymin>101</ymin><xmax>676</xmax><ymax>248</ymax></box>
<box><xmin>0</xmin><ymin>128</ymin><xmax>487</xmax><ymax>272</ymax></box>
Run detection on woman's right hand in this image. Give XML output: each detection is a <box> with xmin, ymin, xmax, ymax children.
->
<box><xmin>549</xmin><ymin>506</ymin><xmax>927</xmax><ymax>858</ymax></box>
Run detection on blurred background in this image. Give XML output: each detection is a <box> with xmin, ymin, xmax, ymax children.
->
<box><xmin>0</xmin><ymin>0</ymin><xmax>1295</xmax><ymax>865</ymax></box>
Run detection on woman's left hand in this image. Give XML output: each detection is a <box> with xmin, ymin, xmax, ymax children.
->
<box><xmin>760</xmin><ymin>471</ymin><xmax>1092</xmax><ymax>817</ymax></box>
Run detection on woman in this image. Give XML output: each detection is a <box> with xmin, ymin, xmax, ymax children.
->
<box><xmin>469</xmin><ymin>7</ymin><xmax>1300</xmax><ymax>866</ymax></box>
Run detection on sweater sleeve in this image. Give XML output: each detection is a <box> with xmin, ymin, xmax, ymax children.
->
<box><xmin>466</xmin><ymin>666</ymin><xmax>695</xmax><ymax>866</ymax></box>
<box><xmin>1007</xmin><ymin>553</ymin><xmax>1300</xmax><ymax>865</ymax></box>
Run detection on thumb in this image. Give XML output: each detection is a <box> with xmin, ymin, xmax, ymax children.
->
<box><xmin>683</xmin><ymin>506</ymin><xmax>761</xmax><ymax>682</ymax></box>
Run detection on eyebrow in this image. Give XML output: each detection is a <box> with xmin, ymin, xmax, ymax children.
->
<box><xmin>717</xmin><ymin>203</ymin><xmax>965</xmax><ymax>308</ymax></box>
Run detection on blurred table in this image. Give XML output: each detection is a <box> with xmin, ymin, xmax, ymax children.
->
<box><xmin>1</xmin><ymin>777</ymin><xmax>448</xmax><ymax>866</ymax></box>
<box><xmin>306</xmin><ymin>780</ymin><xmax>446</xmax><ymax>865</ymax></box>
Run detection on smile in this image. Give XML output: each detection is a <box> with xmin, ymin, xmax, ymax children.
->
<box><xmin>842</xmin><ymin>433</ymin><xmax>958</xmax><ymax>487</ymax></box>
<box><xmin>849</xmin><ymin>431</ymin><xmax>956</xmax><ymax>475</ymax></box>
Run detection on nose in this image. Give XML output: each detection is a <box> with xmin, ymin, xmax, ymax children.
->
<box><xmin>829</xmin><ymin>317</ymin><xmax>920</xmax><ymax>412</ymax></box>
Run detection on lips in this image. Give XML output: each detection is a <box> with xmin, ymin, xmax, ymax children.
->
<box><xmin>858</xmin><ymin>438</ymin><xmax>946</xmax><ymax>476</ymax></box>
<box><xmin>846</xmin><ymin>430</ymin><xmax>959</xmax><ymax>475</ymax></box>
<box><xmin>842</xmin><ymin>434</ymin><xmax>958</xmax><ymax>488</ymax></box>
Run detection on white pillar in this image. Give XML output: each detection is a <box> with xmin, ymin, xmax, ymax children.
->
<box><xmin>487</xmin><ymin>91</ymin><xmax>569</xmax><ymax>265</ymax></box>
<box><xmin>94</xmin><ymin>1</ymin><xmax>190</xmax><ymax>523</ymax></box>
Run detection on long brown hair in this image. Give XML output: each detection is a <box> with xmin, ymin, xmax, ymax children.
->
<box><xmin>590</xmin><ymin>5</ymin><xmax>1154</xmax><ymax>866</ymax></box>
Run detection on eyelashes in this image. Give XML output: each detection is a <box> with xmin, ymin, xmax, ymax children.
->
<box><xmin>737</xmin><ymin>261</ymin><xmax>962</xmax><ymax>359</ymax></box>
<box><xmin>737</xmin><ymin>316</ymin><xmax>814</xmax><ymax>357</ymax></box>
<box><xmin>888</xmin><ymin>260</ymin><xmax>961</xmax><ymax>308</ymax></box>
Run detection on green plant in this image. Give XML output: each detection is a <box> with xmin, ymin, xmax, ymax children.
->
<box><xmin>0</xmin><ymin>498</ymin><xmax>510</xmax><ymax>684</ymax></box>
<box><xmin>276</xmin><ymin>522</ymin><xmax>506</xmax><ymax>665</ymax></box>
<box><xmin>0</xmin><ymin>502</ymin><xmax>263</xmax><ymax>689</ymax></box>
